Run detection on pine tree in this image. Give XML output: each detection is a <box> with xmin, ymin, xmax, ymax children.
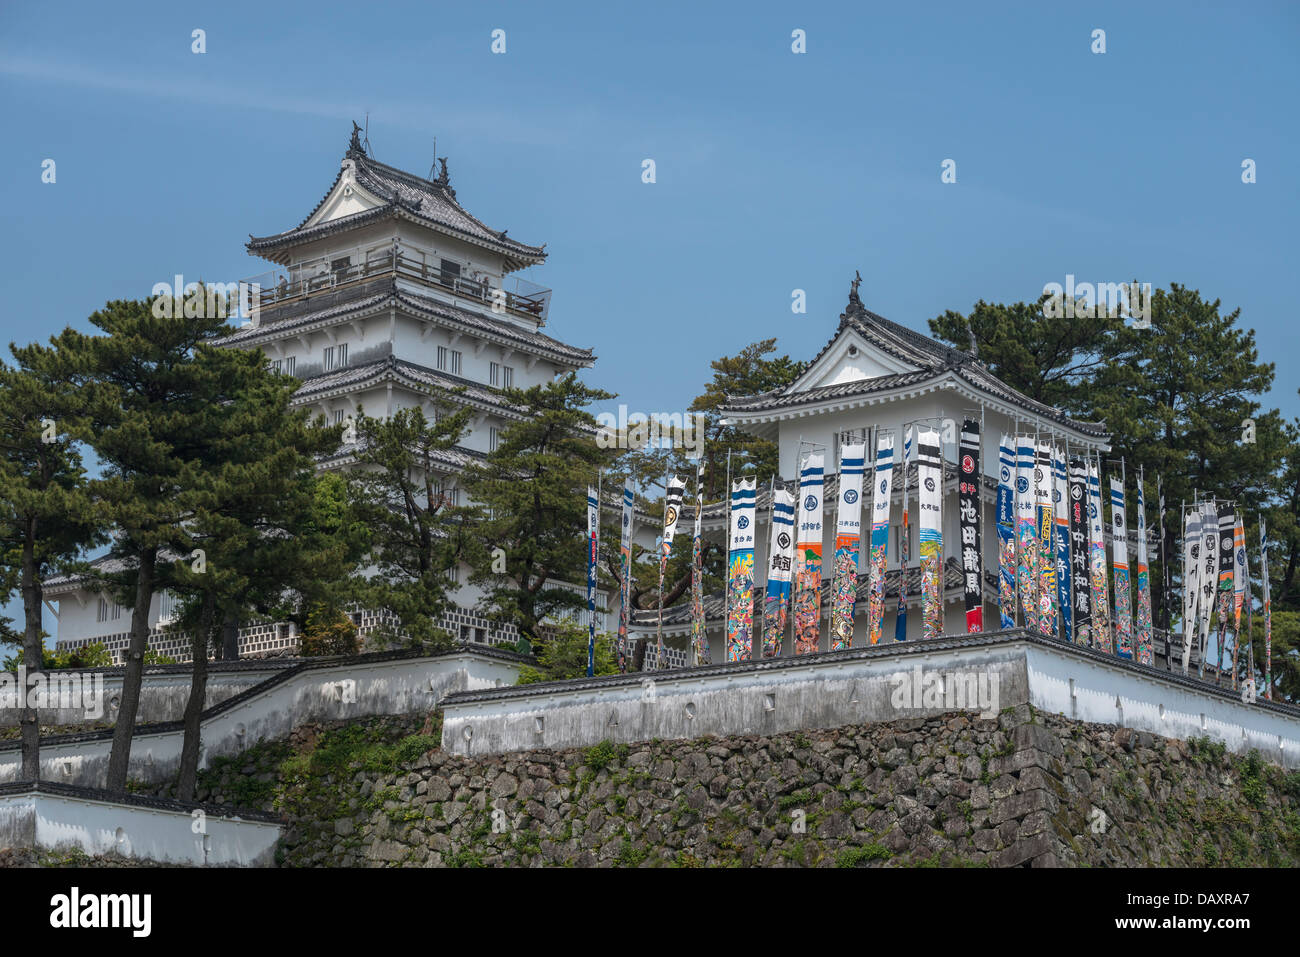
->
<box><xmin>347</xmin><ymin>399</ymin><xmax>474</xmax><ymax>647</ymax></box>
<box><xmin>0</xmin><ymin>349</ymin><xmax>104</xmax><ymax>780</ymax></box>
<box><xmin>462</xmin><ymin>373</ymin><xmax>615</xmax><ymax>646</ymax></box>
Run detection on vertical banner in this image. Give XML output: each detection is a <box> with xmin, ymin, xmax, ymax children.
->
<box><xmin>793</xmin><ymin>454</ymin><xmax>825</xmax><ymax>655</ymax></box>
<box><xmin>1261</xmin><ymin>519</ymin><xmax>1272</xmax><ymax>699</ymax></box>
<box><xmin>1088</xmin><ymin>463</ymin><xmax>1113</xmax><ymax>654</ymax></box>
<box><xmin>1052</xmin><ymin>447</ymin><xmax>1071</xmax><ymax>642</ymax></box>
<box><xmin>690</xmin><ymin>460</ymin><xmax>707</xmax><ymax>666</ymax></box>
<box><xmin>725</xmin><ymin>478</ymin><xmax>757</xmax><ymax>662</ymax></box>
<box><xmin>1214</xmin><ymin>506</ymin><xmax>1235</xmax><ymax>678</ymax></box>
<box><xmin>866</xmin><ymin>436</ymin><xmax>896</xmax><ymax>645</ymax></box>
<box><xmin>1135</xmin><ymin>479</ymin><xmax>1153</xmax><ymax>665</ymax></box>
<box><xmin>1197</xmin><ymin>502</ymin><xmax>1219</xmax><ymax>679</ymax></box>
<box><xmin>1181</xmin><ymin>507</ymin><xmax>1202</xmax><ymax>675</ymax></box>
<box><xmin>1068</xmin><ymin>458</ymin><xmax>1091</xmax><ymax>646</ymax></box>
<box><xmin>1016</xmin><ymin>436</ymin><xmax>1038</xmax><ymax>632</ymax></box>
<box><xmin>586</xmin><ymin>486</ymin><xmax>599</xmax><ymax>677</ymax></box>
<box><xmin>762</xmin><ymin>489</ymin><xmax>796</xmax><ymax>659</ymax></box>
<box><xmin>1035</xmin><ymin>442</ymin><xmax>1057</xmax><ymax>637</ymax></box>
<box><xmin>917</xmin><ymin>428</ymin><xmax>944</xmax><ymax>640</ymax></box>
<box><xmin>832</xmin><ymin>442</ymin><xmax>869</xmax><ymax>649</ymax></box>
<box><xmin>895</xmin><ymin>427</ymin><xmax>913</xmax><ymax>642</ymax></box>
<box><xmin>1111</xmin><ymin>477</ymin><xmax>1133</xmax><ymax>660</ymax></box>
<box><xmin>959</xmin><ymin>420</ymin><xmax>983</xmax><ymax>633</ymax></box>
<box><xmin>618</xmin><ymin>479</ymin><xmax>635</xmax><ymax>673</ymax></box>
<box><xmin>996</xmin><ymin>435</ymin><xmax>1017</xmax><ymax>630</ymax></box>
<box><xmin>1232</xmin><ymin>516</ymin><xmax>1246</xmax><ymax>684</ymax></box>
<box><xmin>657</xmin><ymin>477</ymin><xmax>686</xmax><ymax>669</ymax></box>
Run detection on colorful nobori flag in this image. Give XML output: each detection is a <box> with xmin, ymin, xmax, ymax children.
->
<box><xmin>762</xmin><ymin>488</ymin><xmax>796</xmax><ymax>659</ymax></box>
<box><xmin>1052</xmin><ymin>447</ymin><xmax>1071</xmax><ymax>642</ymax></box>
<box><xmin>1068</xmin><ymin>458</ymin><xmax>1091</xmax><ymax>645</ymax></box>
<box><xmin>832</xmin><ymin>442</ymin><xmax>869</xmax><ymax>650</ymax></box>
<box><xmin>725</xmin><ymin>477</ymin><xmax>757</xmax><ymax>662</ymax></box>
<box><xmin>996</xmin><ymin>435</ymin><xmax>1017</xmax><ymax>630</ymax></box>
<box><xmin>1035</xmin><ymin>442</ymin><xmax>1057</xmax><ymax>637</ymax></box>
<box><xmin>1110</xmin><ymin>477</ymin><xmax>1133</xmax><ymax>660</ymax></box>
<box><xmin>866</xmin><ymin>436</ymin><xmax>896</xmax><ymax>645</ymax></box>
<box><xmin>916</xmin><ymin>428</ymin><xmax>944</xmax><ymax>640</ymax></box>
<box><xmin>586</xmin><ymin>485</ymin><xmax>600</xmax><ymax>677</ymax></box>
<box><xmin>1232</xmin><ymin>516</ymin><xmax>1246</xmax><ymax>683</ymax></box>
<box><xmin>1214</xmin><ymin>505</ymin><xmax>1235</xmax><ymax>678</ymax></box>
<box><xmin>617</xmin><ymin>479</ymin><xmax>635</xmax><ymax>673</ymax></box>
<box><xmin>657</xmin><ymin>476</ymin><xmax>687</xmax><ymax>669</ymax></box>
<box><xmin>793</xmin><ymin>454</ymin><xmax>825</xmax><ymax>655</ymax></box>
<box><xmin>690</xmin><ymin>460</ymin><xmax>708</xmax><ymax>666</ymax></box>
<box><xmin>1087</xmin><ymin>463</ymin><xmax>1113</xmax><ymax>653</ymax></box>
<box><xmin>1261</xmin><ymin>519</ymin><xmax>1272</xmax><ymax>699</ymax></box>
<box><xmin>1197</xmin><ymin>502</ymin><xmax>1219</xmax><ymax>679</ymax></box>
<box><xmin>958</xmin><ymin>420</ymin><xmax>983</xmax><ymax>633</ymax></box>
<box><xmin>1134</xmin><ymin>479</ymin><xmax>1154</xmax><ymax>665</ymax></box>
<box><xmin>895</xmin><ymin>427</ymin><xmax>913</xmax><ymax>642</ymax></box>
<box><xmin>1181</xmin><ymin>507</ymin><xmax>1203</xmax><ymax>675</ymax></box>
<box><xmin>1015</xmin><ymin>436</ymin><xmax>1038</xmax><ymax>631</ymax></box>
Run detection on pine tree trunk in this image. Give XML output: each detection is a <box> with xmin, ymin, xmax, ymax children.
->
<box><xmin>176</xmin><ymin>593</ymin><xmax>215</xmax><ymax>802</ymax></box>
<box><xmin>221</xmin><ymin>611</ymin><xmax>238</xmax><ymax>660</ymax></box>
<box><xmin>105</xmin><ymin>547</ymin><xmax>156</xmax><ymax>792</ymax></box>
<box><xmin>20</xmin><ymin>526</ymin><xmax>42</xmax><ymax>781</ymax></box>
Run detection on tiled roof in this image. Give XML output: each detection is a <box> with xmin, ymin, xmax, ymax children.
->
<box><xmin>630</xmin><ymin>558</ymin><xmax>994</xmax><ymax>628</ymax></box>
<box><xmin>219</xmin><ymin>277</ymin><xmax>594</xmax><ymax>366</ymax></box>
<box><xmin>722</xmin><ymin>293</ymin><xmax>1108</xmax><ymax>438</ymax></box>
<box><xmin>248</xmin><ymin>149</ymin><xmax>546</xmax><ymax>270</ymax></box>
<box><xmin>293</xmin><ymin>355</ymin><xmax>526</xmax><ymax>418</ymax></box>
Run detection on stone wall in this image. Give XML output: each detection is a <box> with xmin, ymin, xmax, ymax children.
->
<box><xmin>207</xmin><ymin>707</ymin><xmax>1299</xmax><ymax>867</ymax></box>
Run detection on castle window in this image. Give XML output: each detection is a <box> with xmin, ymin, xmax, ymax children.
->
<box><xmin>437</xmin><ymin>346</ymin><xmax>462</xmax><ymax>375</ymax></box>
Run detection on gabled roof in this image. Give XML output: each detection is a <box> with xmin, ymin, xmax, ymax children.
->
<box><xmin>247</xmin><ymin>133</ymin><xmax>547</xmax><ymax>272</ymax></box>
<box><xmin>292</xmin><ymin>355</ymin><xmax>529</xmax><ymax>420</ymax></box>
<box><xmin>220</xmin><ymin>276</ymin><xmax>594</xmax><ymax>367</ymax></box>
<box><xmin>722</xmin><ymin>283</ymin><xmax>1109</xmax><ymax>439</ymax></box>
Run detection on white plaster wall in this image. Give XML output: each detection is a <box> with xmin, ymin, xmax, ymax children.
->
<box><xmin>0</xmin><ymin>791</ymin><xmax>280</xmax><ymax>866</ymax></box>
<box><xmin>0</xmin><ymin>651</ymin><xmax>524</xmax><ymax>788</ymax></box>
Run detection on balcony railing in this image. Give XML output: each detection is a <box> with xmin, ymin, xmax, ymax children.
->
<box><xmin>243</xmin><ymin>241</ymin><xmax>551</xmax><ymax>324</ymax></box>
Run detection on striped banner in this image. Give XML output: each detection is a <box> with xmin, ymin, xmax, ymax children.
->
<box><xmin>1261</xmin><ymin>519</ymin><xmax>1272</xmax><ymax>699</ymax></box>
<box><xmin>725</xmin><ymin>478</ymin><xmax>757</xmax><ymax>662</ymax></box>
<box><xmin>1232</xmin><ymin>516</ymin><xmax>1246</xmax><ymax>684</ymax></box>
<box><xmin>1135</xmin><ymin>479</ymin><xmax>1153</xmax><ymax>665</ymax></box>
<box><xmin>1088</xmin><ymin>463</ymin><xmax>1113</xmax><ymax>654</ymax></box>
<box><xmin>832</xmin><ymin>442</ymin><xmax>868</xmax><ymax>649</ymax></box>
<box><xmin>658</xmin><ymin>476</ymin><xmax>686</xmax><ymax>669</ymax></box>
<box><xmin>1181</xmin><ymin>507</ymin><xmax>1202</xmax><ymax>675</ymax></box>
<box><xmin>1052</xmin><ymin>448</ymin><xmax>1071</xmax><ymax>642</ymax></box>
<box><xmin>1214</xmin><ymin>505</ymin><xmax>1235</xmax><ymax>678</ymax></box>
<box><xmin>1068</xmin><ymin>458</ymin><xmax>1091</xmax><ymax>645</ymax></box>
<box><xmin>866</xmin><ymin>436</ymin><xmax>896</xmax><ymax>645</ymax></box>
<box><xmin>917</xmin><ymin>428</ymin><xmax>944</xmax><ymax>640</ymax></box>
<box><xmin>618</xmin><ymin>479</ymin><xmax>635</xmax><ymax>673</ymax></box>
<box><xmin>586</xmin><ymin>486</ymin><xmax>599</xmax><ymax>677</ymax></box>
<box><xmin>793</xmin><ymin>454</ymin><xmax>825</xmax><ymax>655</ymax></box>
<box><xmin>1111</xmin><ymin>477</ymin><xmax>1133</xmax><ymax>660</ymax></box>
<box><xmin>959</xmin><ymin>420</ymin><xmax>983</xmax><ymax>633</ymax></box>
<box><xmin>690</xmin><ymin>460</ymin><xmax>707</xmax><ymax>665</ymax></box>
<box><xmin>1016</xmin><ymin>436</ymin><xmax>1038</xmax><ymax>631</ymax></box>
<box><xmin>996</xmin><ymin>435</ymin><xmax>1017</xmax><ymax>629</ymax></box>
<box><xmin>1035</xmin><ymin>443</ymin><xmax>1057</xmax><ymax>637</ymax></box>
<box><xmin>1197</xmin><ymin>502</ymin><xmax>1219</xmax><ymax>679</ymax></box>
<box><xmin>895</xmin><ymin>427</ymin><xmax>913</xmax><ymax>642</ymax></box>
<box><xmin>762</xmin><ymin>488</ymin><xmax>796</xmax><ymax>658</ymax></box>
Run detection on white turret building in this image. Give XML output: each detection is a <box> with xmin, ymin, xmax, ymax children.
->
<box><xmin>50</xmin><ymin>127</ymin><xmax>603</xmax><ymax>661</ymax></box>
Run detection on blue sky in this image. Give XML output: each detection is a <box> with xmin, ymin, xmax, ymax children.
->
<box><xmin>2</xmin><ymin>1</ymin><xmax>1297</xmax><ymax>421</ymax></box>
<box><xmin>2</xmin><ymin>1</ymin><xmax>1297</xmax><ymax>636</ymax></box>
